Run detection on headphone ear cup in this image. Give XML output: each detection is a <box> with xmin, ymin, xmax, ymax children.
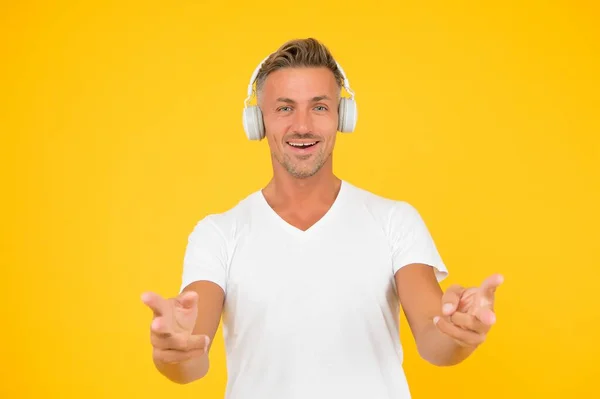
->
<box><xmin>338</xmin><ymin>98</ymin><xmax>357</xmax><ymax>133</ymax></box>
<box><xmin>243</xmin><ymin>106</ymin><xmax>265</xmax><ymax>140</ymax></box>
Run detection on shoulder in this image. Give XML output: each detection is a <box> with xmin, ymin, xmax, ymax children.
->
<box><xmin>342</xmin><ymin>180</ymin><xmax>422</xmax><ymax>226</ymax></box>
<box><xmin>188</xmin><ymin>190</ymin><xmax>261</xmax><ymax>244</ymax></box>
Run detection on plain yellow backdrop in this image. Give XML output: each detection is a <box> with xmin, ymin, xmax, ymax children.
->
<box><xmin>1</xmin><ymin>1</ymin><xmax>598</xmax><ymax>398</ymax></box>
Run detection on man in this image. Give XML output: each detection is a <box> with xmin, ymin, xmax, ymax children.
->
<box><xmin>141</xmin><ymin>38</ymin><xmax>503</xmax><ymax>398</ymax></box>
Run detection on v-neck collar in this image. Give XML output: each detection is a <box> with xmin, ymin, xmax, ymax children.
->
<box><xmin>255</xmin><ymin>180</ymin><xmax>349</xmax><ymax>237</ymax></box>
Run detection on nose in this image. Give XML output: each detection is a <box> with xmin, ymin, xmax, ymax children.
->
<box><xmin>290</xmin><ymin>107</ymin><xmax>313</xmax><ymax>134</ymax></box>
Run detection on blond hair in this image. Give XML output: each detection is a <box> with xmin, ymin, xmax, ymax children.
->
<box><xmin>254</xmin><ymin>38</ymin><xmax>344</xmax><ymax>97</ymax></box>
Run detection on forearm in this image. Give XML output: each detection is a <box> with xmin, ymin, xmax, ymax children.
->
<box><xmin>154</xmin><ymin>353</ymin><xmax>210</xmax><ymax>384</ymax></box>
<box><xmin>416</xmin><ymin>323</ymin><xmax>477</xmax><ymax>367</ymax></box>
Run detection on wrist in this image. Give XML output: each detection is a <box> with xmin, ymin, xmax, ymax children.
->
<box><xmin>153</xmin><ymin>351</ymin><xmax>209</xmax><ymax>384</ymax></box>
<box><xmin>418</xmin><ymin>322</ymin><xmax>478</xmax><ymax>366</ymax></box>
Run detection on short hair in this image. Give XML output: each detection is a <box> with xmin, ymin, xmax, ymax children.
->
<box><xmin>254</xmin><ymin>38</ymin><xmax>344</xmax><ymax>98</ymax></box>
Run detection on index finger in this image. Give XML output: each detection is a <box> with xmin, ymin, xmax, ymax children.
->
<box><xmin>141</xmin><ymin>292</ymin><xmax>169</xmax><ymax>317</ymax></box>
<box><xmin>479</xmin><ymin>274</ymin><xmax>504</xmax><ymax>297</ymax></box>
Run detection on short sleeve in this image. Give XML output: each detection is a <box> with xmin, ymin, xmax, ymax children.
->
<box><xmin>179</xmin><ymin>216</ymin><xmax>229</xmax><ymax>294</ymax></box>
<box><xmin>389</xmin><ymin>201</ymin><xmax>448</xmax><ymax>282</ymax></box>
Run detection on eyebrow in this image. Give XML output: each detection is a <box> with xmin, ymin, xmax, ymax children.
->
<box><xmin>276</xmin><ymin>95</ymin><xmax>332</xmax><ymax>104</ymax></box>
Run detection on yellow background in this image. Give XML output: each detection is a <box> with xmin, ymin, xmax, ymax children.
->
<box><xmin>1</xmin><ymin>1</ymin><xmax>598</xmax><ymax>398</ymax></box>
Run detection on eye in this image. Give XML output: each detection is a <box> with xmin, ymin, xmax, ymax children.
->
<box><xmin>277</xmin><ymin>106</ymin><xmax>292</xmax><ymax>112</ymax></box>
<box><xmin>314</xmin><ymin>105</ymin><xmax>328</xmax><ymax>111</ymax></box>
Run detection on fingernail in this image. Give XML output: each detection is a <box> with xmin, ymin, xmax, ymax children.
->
<box><xmin>442</xmin><ymin>303</ymin><xmax>454</xmax><ymax>314</ymax></box>
<box><xmin>433</xmin><ymin>316</ymin><xmax>440</xmax><ymax>324</ymax></box>
<box><xmin>204</xmin><ymin>336</ymin><xmax>210</xmax><ymax>349</ymax></box>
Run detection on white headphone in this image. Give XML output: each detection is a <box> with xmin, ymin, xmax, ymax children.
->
<box><xmin>242</xmin><ymin>55</ymin><xmax>358</xmax><ymax>141</ymax></box>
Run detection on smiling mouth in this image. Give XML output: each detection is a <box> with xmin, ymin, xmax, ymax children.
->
<box><xmin>286</xmin><ymin>141</ymin><xmax>319</xmax><ymax>149</ymax></box>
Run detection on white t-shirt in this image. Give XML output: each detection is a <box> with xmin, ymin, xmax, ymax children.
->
<box><xmin>180</xmin><ymin>180</ymin><xmax>448</xmax><ymax>399</ymax></box>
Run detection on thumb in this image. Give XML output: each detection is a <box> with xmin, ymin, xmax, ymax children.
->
<box><xmin>176</xmin><ymin>290</ymin><xmax>198</xmax><ymax>310</ymax></box>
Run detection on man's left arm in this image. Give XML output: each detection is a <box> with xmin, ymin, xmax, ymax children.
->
<box><xmin>395</xmin><ymin>263</ymin><xmax>502</xmax><ymax>366</ymax></box>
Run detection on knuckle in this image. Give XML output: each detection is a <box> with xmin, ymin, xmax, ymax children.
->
<box><xmin>173</xmin><ymin>335</ymin><xmax>188</xmax><ymax>350</ymax></box>
<box><xmin>477</xmin><ymin>333</ymin><xmax>487</xmax><ymax>345</ymax></box>
<box><xmin>152</xmin><ymin>348</ymin><xmax>165</xmax><ymax>362</ymax></box>
<box><xmin>437</xmin><ymin>318</ymin><xmax>453</xmax><ymax>334</ymax></box>
<box><xmin>465</xmin><ymin>332</ymin><xmax>485</xmax><ymax>347</ymax></box>
<box><xmin>454</xmin><ymin>328</ymin><xmax>469</xmax><ymax>342</ymax></box>
<box><xmin>150</xmin><ymin>335</ymin><xmax>166</xmax><ymax>349</ymax></box>
<box><xmin>474</xmin><ymin>321</ymin><xmax>488</xmax><ymax>334</ymax></box>
<box><xmin>155</xmin><ymin>349</ymin><xmax>177</xmax><ymax>364</ymax></box>
<box><xmin>151</xmin><ymin>332</ymin><xmax>182</xmax><ymax>350</ymax></box>
<box><xmin>166</xmin><ymin>353</ymin><xmax>179</xmax><ymax>363</ymax></box>
<box><xmin>450</xmin><ymin>313</ymin><xmax>468</xmax><ymax>329</ymax></box>
<box><xmin>465</xmin><ymin>316</ymin><xmax>477</xmax><ymax>330</ymax></box>
<box><xmin>453</xmin><ymin>325</ymin><xmax>475</xmax><ymax>344</ymax></box>
<box><xmin>152</xmin><ymin>324</ymin><xmax>171</xmax><ymax>336</ymax></box>
<box><xmin>450</xmin><ymin>313</ymin><xmax>460</xmax><ymax>325</ymax></box>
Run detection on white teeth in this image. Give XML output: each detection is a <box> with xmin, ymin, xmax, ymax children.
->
<box><xmin>288</xmin><ymin>142</ymin><xmax>317</xmax><ymax>147</ymax></box>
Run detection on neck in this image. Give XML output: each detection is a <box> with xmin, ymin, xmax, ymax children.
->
<box><xmin>262</xmin><ymin>165</ymin><xmax>341</xmax><ymax>209</ymax></box>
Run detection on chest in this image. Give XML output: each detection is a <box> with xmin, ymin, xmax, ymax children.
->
<box><xmin>269</xmin><ymin>205</ymin><xmax>333</xmax><ymax>232</ymax></box>
<box><xmin>223</xmin><ymin>221</ymin><xmax>397</xmax><ymax>324</ymax></box>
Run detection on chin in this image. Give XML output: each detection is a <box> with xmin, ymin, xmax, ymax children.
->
<box><xmin>290</xmin><ymin>171</ymin><xmax>318</xmax><ymax>179</ymax></box>
<box><xmin>285</xmin><ymin>162</ymin><xmax>326</xmax><ymax>179</ymax></box>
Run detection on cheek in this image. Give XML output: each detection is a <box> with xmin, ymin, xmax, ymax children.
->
<box><xmin>321</xmin><ymin>116</ymin><xmax>339</xmax><ymax>136</ymax></box>
<box><xmin>325</xmin><ymin>135</ymin><xmax>338</xmax><ymax>148</ymax></box>
<box><xmin>326</xmin><ymin>111</ymin><xmax>340</xmax><ymax>129</ymax></box>
<box><xmin>273</xmin><ymin>119</ymin><xmax>290</xmax><ymax>134</ymax></box>
<box><xmin>310</xmin><ymin>116</ymin><xmax>337</xmax><ymax>135</ymax></box>
<box><xmin>266</xmin><ymin>132</ymin><xmax>284</xmax><ymax>151</ymax></box>
<box><xmin>263</xmin><ymin>116</ymin><xmax>285</xmax><ymax>141</ymax></box>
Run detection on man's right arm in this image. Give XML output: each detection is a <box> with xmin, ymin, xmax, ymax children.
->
<box><xmin>153</xmin><ymin>280</ymin><xmax>225</xmax><ymax>384</ymax></box>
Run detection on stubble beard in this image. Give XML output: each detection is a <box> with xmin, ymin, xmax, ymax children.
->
<box><xmin>276</xmin><ymin>147</ymin><xmax>328</xmax><ymax>179</ymax></box>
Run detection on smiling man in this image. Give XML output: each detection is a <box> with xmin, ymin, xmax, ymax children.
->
<box><xmin>142</xmin><ymin>38</ymin><xmax>503</xmax><ymax>399</ymax></box>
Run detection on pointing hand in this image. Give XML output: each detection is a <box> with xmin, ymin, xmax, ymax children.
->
<box><xmin>141</xmin><ymin>290</ymin><xmax>210</xmax><ymax>364</ymax></box>
<box><xmin>433</xmin><ymin>274</ymin><xmax>504</xmax><ymax>348</ymax></box>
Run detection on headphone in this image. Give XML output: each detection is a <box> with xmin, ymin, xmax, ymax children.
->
<box><xmin>242</xmin><ymin>55</ymin><xmax>358</xmax><ymax>141</ymax></box>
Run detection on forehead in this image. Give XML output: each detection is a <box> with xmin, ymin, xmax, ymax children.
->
<box><xmin>260</xmin><ymin>67</ymin><xmax>340</xmax><ymax>101</ymax></box>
